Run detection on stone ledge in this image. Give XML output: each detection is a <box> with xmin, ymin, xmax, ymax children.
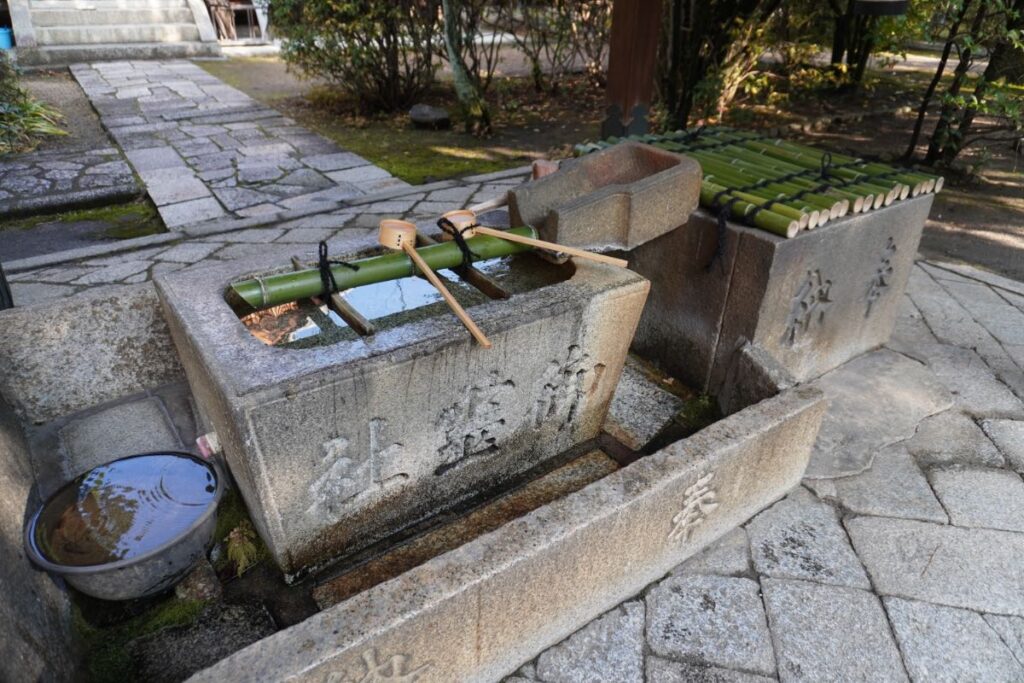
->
<box><xmin>188</xmin><ymin>386</ymin><xmax>826</xmax><ymax>682</ymax></box>
<box><xmin>0</xmin><ymin>184</ymin><xmax>141</xmax><ymax>220</ymax></box>
<box><xmin>2</xmin><ymin>233</ymin><xmax>180</xmax><ymax>273</ymax></box>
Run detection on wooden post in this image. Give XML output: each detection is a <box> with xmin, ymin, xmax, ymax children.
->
<box><xmin>602</xmin><ymin>0</ymin><xmax>664</xmax><ymax>138</ymax></box>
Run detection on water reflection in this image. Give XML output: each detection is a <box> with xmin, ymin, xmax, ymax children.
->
<box><xmin>36</xmin><ymin>454</ymin><xmax>217</xmax><ymax>567</ymax></box>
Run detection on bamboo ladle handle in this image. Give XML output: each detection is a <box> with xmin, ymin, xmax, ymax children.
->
<box><xmin>379</xmin><ymin>220</ymin><xmax>492</xmax><ymax>349</ymax></box>
<box><xmin>441</xmin><ymin>210</ymin><xmax>629</xmax><ymax>268</ymax></box>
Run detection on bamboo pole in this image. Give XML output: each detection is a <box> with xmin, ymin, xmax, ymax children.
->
<box><xmin>443</xmin><ymin>210</ymin><xmax>630</xmax><ymax>267</ymax></box>
<box><xmin>379</xmin><ymin>220</ymin><xmax>492</xmax><ymax>348</ymax></box>
<box><xmin>229</xmin><ymin>226</ymin><xmax>538</xmax><ymax>311</ymax></box>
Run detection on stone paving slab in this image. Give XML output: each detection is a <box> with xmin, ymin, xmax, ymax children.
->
<box><xmin>805</xmin><ymin>349</ymin><xmax>952</xmax><ymax>478</ymax></box>
<box><xmin>928</xmin><ymin>466</ymin><xmax>1024</xmax><ymax>532</ymax></box>
<box><xmin>0</xmin><ymin>147</ymin><xmax>139</xmax><ymax>217</ymax></box>
<box><xmin>810</xmin><ymin>446</ymin><xmax>947</xmax><ymax>523</ymax></box>
<box><xmin>981</xmin><ymin>419</ymin><xmax>1024</xmax><ymax>472</ymax></box>
<box><xmin>746</xmin><ymin>488</ymin><xmax>870</xmax><ymax>589</ymax></box>
<box><xmin>884</xmin><ymin>597</ymin><xmax>1024</xmax><ymax>683</ymax></box>
<box><xmin>68</xmin><ymin>60</ymin><xmax>408</xmax><ymax>229</ymax></box>
<box><xmin>534</xmin><ymin>602</ymin><xmax>644</xmax><ymax>683</ymax></box>
<box><xmin>646</xmin><ymin>575</ymin><xmax>776</xmax><ymax>676</ymax></box>
<box><xmin>644</xmin><ymin>657</ymin><xmax>775</xmax><ymax>683</ymax></box>
<box><xmin>762</xmin><ymin>579</ymin><xmax>907</xmax><ymax>683</ymax></box>
<box><xmin>904</xmin><ymin>410</ymin><xmax>1005</xmax><ymax>468</ymax></box>
<box><xmin>846</xmin><ymin>517</ymin><xmax>1024</xmax><ymax>616</ymax></box>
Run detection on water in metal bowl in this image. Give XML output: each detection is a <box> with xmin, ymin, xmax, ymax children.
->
<box><xmin>26</xmin><ymin>452</ymin><xmax>223</xmax><ymax>600</ymax></box>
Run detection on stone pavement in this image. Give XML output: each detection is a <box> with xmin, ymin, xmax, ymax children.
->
<box><xmin>0</xmin><ymin>145</ymin><xmax>138</xmax><ymax>217</ymax></box>
<box><xmin>3</xmin><ymin>169</ymin><xmax>529</xmax><ymax>306</ymax></box>
<box><xmin>509</xmin><ymin>261</ymin><xmax>1024</xmax><ymax>683</ymax></box>
<box><xmin>68</xmin><ymin>60</ymin><xmax>408</xmax><ymax>228</ymax></box>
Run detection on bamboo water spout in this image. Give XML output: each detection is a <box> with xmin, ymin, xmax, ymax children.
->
<box><xmin>441</xmin><ymin>210</ymin><xmax>630</xmax><ymax>268</ymax></box>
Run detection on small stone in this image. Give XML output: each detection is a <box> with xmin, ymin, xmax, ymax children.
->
<box><xmin>929</xmin><ymin>466</ymin><xmax>1024</xmax><ymax>532</ymax></box>
<box><xmin>885</xmin><ymin>597</ymin><xmax>1024</xmax><ymax>683</ymax></box>
<box><xmin>828</xmin><ymin>446</ymin><xmax>947</xmax><ymax>523</ymax></box>
<box><xmin>604</xmin><ymin>360</ymin><xmax>684</xmax><ymax>450</ymax></box>
<box><xmin>409</xmin><ymin>103</ymin><xmax>451</xmax><ymax>129</ymax></box>
<box><xmin>645</xmin><ymin>657</ymin><xmax>774</xmax><ymax>683</ymax></box>
<box><xmin>981</xmin><ymin>419</ymin><xmax>1024</xmax><ymax>473</ymax></box>
<box><xmin>762</xmin><ymin>579</ymin><xmax>907</xmax><ymax>683</ymax></box>
<box><xmin>746</xmin><ymin>488</ymin><xmax>870</xmax><ymax>589</ymax></box>
<box><xmin>905</xmin><ymin>410</ymin><xmax>1005</xmax><ymax>467</ymax></box>
<box><xmin>674</xmin><ymin>528</ymin><xmax>751</xmax><ymax>577</ymax></box>
<box><xmin>847</xmin><ymin>516</ymin><xmax>1024</xmax><ymax>616</ymax></box>
<box><xmin>175</xmin><ymin>559</ymin><xmax>222</xmax><ymax>602</ymax></box>
<box><xmin>646</xmin><ymin>575</ymin><xmax>775</xmax><ymax>676</ymax></box>
<box><xmin>535</xmin><ymin>601</ymin><xmax>643</xmax><ymax>683</ymax></box>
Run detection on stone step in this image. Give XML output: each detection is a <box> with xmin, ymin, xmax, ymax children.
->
<box><xmin>31</xmin><ymin>8</ymin><xmax>195</xmax><ymax>26</ymax></box>
<box><xmin>16</xmin><ymin>40</ymin><xmax>221</xmax><ymax>66</ymax></box>
<box><xmin>36</xmin><ymin>23</ymin><xmax>201</xmax><ymax>45</ymax></box>
<box><xmin>30</xmin><ymin>0</ymin><xmax>187</xmax><ymax>8</ymax></box>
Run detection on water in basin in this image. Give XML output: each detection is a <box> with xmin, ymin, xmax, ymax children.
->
<box><xmin>34</xmin><ymin>454</ymin><xmax>218</xmax><ymax>567</ymax></box>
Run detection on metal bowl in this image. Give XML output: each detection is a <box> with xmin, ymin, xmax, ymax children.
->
<box><xmin>25</xmin><ymin>451</ymin><xmax>224</xmax><ymax>601</ymax></box>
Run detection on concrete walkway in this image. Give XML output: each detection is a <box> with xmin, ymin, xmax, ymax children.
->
<box><xmin>68</xmin><ymin>60</ymin><xmax>408</xmax><ymax>228</ymax></box>
<box><xmin>511</xmin><ymin>262</ymin><xmax>1024</xmax><ymax>682</ymax></box>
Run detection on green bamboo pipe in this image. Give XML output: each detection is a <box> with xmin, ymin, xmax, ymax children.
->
<box><xmin>693</xmin><ymin>152</ymin><xmax>846</xmax><ymax>218</ymax></box>
<box><xmin>229</xmin><ymin>226</ymin><xmax>538</xmax><ymax>311</ymax></box>
<box><xmin>699</xmin><ymin>180</ymin><xmax>800</xmax><ymax>238</ymax></box>
<box><xmin>697</xmin><ymin>166</ymin><xmax>821</xmax><ymax>228</ymax></box>
<box><xmin>706</xmin><ymin>145</ymin><xmax>880</xmax><ymax>211</ymax></box>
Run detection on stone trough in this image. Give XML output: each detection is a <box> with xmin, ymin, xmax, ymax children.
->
<box><xmin>509</xmin><ymin>141</ymin><xmax>702</xmax><ymax>253</ymax></box>
<box><xmin>627</xmin><ymin>195</ymin><xmax>935</xmax><ymax>396</ymax></box>
<box><xmin>187</xmin><ymin>385</ymin><xmax>825</xmax><ymax>682</ymax></box>
<box><xmin>156</xmin><ymin>232</ymin><xmax>650</xmax><ymax>577</ymax></box>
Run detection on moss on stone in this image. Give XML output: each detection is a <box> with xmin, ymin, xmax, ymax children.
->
<box><xmin>0</xmin><ymin>199</ymin><xmax>164</xmax><ymax>239</ymax></box>
<box><xmin>76</xmin><ymin>597</ymin><xmax>206</xmax><ymax>683</ymax></box>
<box><xmin>676</xmin><ymin>394</ymin><xmax>722</xmax><ymax>437</ymax></box>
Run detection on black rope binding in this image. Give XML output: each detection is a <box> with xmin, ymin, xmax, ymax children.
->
<box><xmin>437</xmin><ymin>216</ymin><xmax>478</xmax><ymax>268</ymax></box>
<box><xmin>317</xmin><ymin>240</ymin><xmax>359</xmax><ymax>296</ymax></box>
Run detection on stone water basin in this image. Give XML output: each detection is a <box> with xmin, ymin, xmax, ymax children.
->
<box><xmin>25</xmin><ymin>452</ymin><xmax>224</xmax><ymax>601</ymax></box>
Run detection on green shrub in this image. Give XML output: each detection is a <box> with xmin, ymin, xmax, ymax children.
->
<box><xmin>269</xmin><ymin>0</ymin><xmax>440</xmax><ymax>113</ymax></box>
<box><xmin>0</xmin><ymin>52</ymin><xmax>65</xmax><ymax>153</ymax></box>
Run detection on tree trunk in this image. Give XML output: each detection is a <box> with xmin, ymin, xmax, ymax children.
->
<box><xmin>903</xmin><ymin>0</ymin><xmax>973</xmax><ymax>161</ymax></box>
<box><xmin>441</xmin><ymin>0</ymin><xmax>491</xmax><ymax>135</ymax></box>
<box><xmin>925</xmin><ymin>1</ymin><xmax>989</xmax><ymax>165</ymax></box>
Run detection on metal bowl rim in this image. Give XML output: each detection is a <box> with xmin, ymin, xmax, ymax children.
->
<box><xmin>24</xmin><ymin>451</ymin><xmax>225</xmax><ymax>575</ymax></box>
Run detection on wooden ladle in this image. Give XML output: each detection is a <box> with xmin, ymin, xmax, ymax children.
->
<box><xmin>378</xmin><ymin>219</ymin><xmax>492</xmax><ymax>348</ymax></box>
<box><xmin>441</xmin><ymin>210</ymin><xmax>629</xmax><ymax>268</ymax></box>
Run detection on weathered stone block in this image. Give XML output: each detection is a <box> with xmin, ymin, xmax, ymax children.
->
<box><xmin>629</xmin><ymin>196</ymin><xmax>933</xmax><ymax>391</ymax></box>
<box><xmin>509</xmin><ymin>142</ymin><xmax>701</xmax><ymax>252</ymax></box>
<box><xmin>0</xmin><ymin>283</ymin><xmax>184</xmax><ymax>425</ymax></box>
<box><xmin>188</xmin><ymin>386</ymin><xmax>826</xmax><ymax>683</ymax></box>
<box><xmin>157</xmin><ymin>246</ymin><xmax>649</xmax><ymax>575</ymax></box>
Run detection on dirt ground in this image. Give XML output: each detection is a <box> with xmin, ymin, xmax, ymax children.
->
<box><xmin>20</xmin><ymin>69</ymin><xmax>111</xmax><ymax>152</ymax></box>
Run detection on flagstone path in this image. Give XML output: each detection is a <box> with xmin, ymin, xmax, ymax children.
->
<box><xmin>3</xmin><ymin>169</ymin><xmax>529</xmax><ymax>305</ymax></box>
<box><xmin>68</xmin><ymin>60</ymin><xmax>409</xmax><ymax>228</ymax></box>
<box><xmin>509</xmin><ymin>261</ymin><xmax>1024</xmax><ymax>683</ymax></box>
